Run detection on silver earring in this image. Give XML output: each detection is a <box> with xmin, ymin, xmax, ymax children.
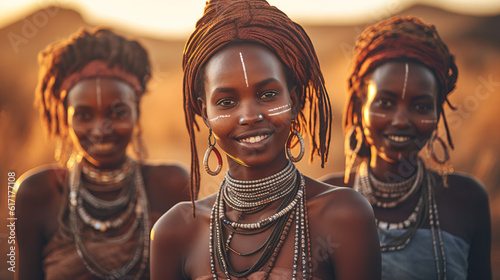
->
<box><xmin>203</xmin><ymin>129</ymin><xmax>222</xmax><ymax>176</ymax></box>
<box><xmin>286</xmin><ymin>129</ymin><xmax>305</xmax><ymax>162</ymax></box>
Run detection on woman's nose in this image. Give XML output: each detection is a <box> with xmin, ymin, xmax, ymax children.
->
<box><xmin>238</xmin><ymin>102</ymin><xmax>264</xmax><ymax>126</ymax></box>
<box><xmin>88</xmin><ymin>118</ymin><xmax>113</xmax><ymax>141</ymax></box>
<box><xmin>391</xmin><ymin>106</ymin><xmax>411</xmax><ymax>128</ymax></box>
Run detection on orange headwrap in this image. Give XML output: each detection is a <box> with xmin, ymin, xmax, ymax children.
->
<box><xmin>59</xmin><ymin>60</ymin><xmax>144</xmax><ymax>101</ymax></box>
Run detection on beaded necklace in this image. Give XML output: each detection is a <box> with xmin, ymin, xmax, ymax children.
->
<box><xmin>81</xmin><ymin>157</ymin><xmax>135</xmax><ymax>187</ymax></box>
<box><xmin>68</xmin><ymin>157</ymin><xmax>150</xmax><ymax>280</ymax></box>
<box><xmin>354</xmin><ymin>158</ymin><xmax>447</xmax><ymax>279</ymax></box>
<box><xmin>209</xmin><ymin>161</ymin><xmax>312</xmax><ymax>279</ymax></box>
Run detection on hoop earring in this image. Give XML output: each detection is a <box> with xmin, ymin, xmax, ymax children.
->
<box><xmin>428</xmin><ymin>131</ymin><xmax>450</xmax><ymax>165</ymax></box>
<box><xmin>427</xmin><ymin>131</ymin><xmax>452</xmax><ymax>186</ymax></box>
<box><xmin>203</xmin><ymin>129</ymin><xmax>222</xmax><ymax>176</ymax></box>
<box><xmin>344</xmin><ymin>124</ymin><xmax>363</xmax><ymax>184</ymax></box>
<box><xmin>286</xmin><ymin>129</ymin><xmax>305</xmax><ymax>162</ymax></box>
<box><xmin>133</xmin><ymin>124</ymin><xmax>147</xmax><ymax>161</ymax></box>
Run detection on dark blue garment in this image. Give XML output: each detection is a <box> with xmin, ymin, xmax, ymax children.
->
<box><xmin>378</xmin><ymin>228</ymin><xmax>469</xmax><ymax>280</ymax></box>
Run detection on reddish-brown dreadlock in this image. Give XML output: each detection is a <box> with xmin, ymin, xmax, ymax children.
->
<box><xmin>36</xmin><ymin>27</ymin><xmax>151</xmax><ymax>164</ymax></box>
<box><xmin>183</xmin><ymin>0</ymin><xmax>332</xmax><ymax>209</ymax></box>
<box><xmin>345</xmin><ymin>16</ymin><xmax>458</xmax><ymax>159</ymax></box>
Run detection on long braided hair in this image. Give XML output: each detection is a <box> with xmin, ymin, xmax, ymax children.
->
<box><xmin>183</xmin><ymin>0</ymin><xmax>332</xmax><ymax>207</ymax></box>
<box><xmin>345</xmin><ymin>16</ymin><xmax>458</xmax><ymax>160</ymax></box>
<box><xmin>36</xmin><ymin>27</ymin><xmax>151</xmax><ymax>165</ymax></box>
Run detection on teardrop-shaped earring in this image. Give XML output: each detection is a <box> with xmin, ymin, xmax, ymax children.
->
<box><xmin>203</xmin><ymin>129</ymin><xmax>222</xmax><ymax>176</ymax></box>
<box><xmin>286</xmin><ymin>129</ymin><xmax>305</xmax><ymax>162</ymax></box>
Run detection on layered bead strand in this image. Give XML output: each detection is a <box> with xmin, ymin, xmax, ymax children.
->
<box><xmin>354</xmin><ymin>157</ymin><xmax>447</xmax><ymax>279</ymax></box>
<box><xmin>209</xmin><ymin>160</ymin><xmax>312</xmax><ymax>279</ymax></box>
<box><xmin>68</xmin><ymin>157</ymin><xmax>150</xmax><ymax>280</ymax></box>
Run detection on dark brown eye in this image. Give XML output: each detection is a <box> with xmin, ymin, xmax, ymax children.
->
<box><xmin>415</xmin><ymin>103</ymin><xmax>433</xmax><ymax>112</ymax></box>
<box><xmin>216</xmin><ymin>98</ymin><xmax>236</xmax><ymax>107</ymax></box>
<box><xmin>74</xmin><ymin>111</ymin><xmax>92</xmax><ymax>121</ymax></box>
<box><xmin>375</xmin><ymin>98</ymin><xmax>393</xmax><ymax>107</ymax></box>
<box><xmin>260</xmin><ymin>90</ymin><xmax>278</xmax><ymax>100</ymax></box>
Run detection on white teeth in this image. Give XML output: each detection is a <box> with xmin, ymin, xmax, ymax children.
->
<box><xmin>387</xmin><ymin>135</ymin><xmax>410</xmax><ymax>143</ymax></box>
<box><xmin>92</xmin><ymin>143</ymin><xmax>114</xmax><ymax>151</ymax></box>
<box><xmin>240</xmin><ymin>134</ymin><xmax>269</xmax><ymax>144</ymax></box>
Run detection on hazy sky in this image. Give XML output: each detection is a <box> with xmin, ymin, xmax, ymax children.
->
<box><xmin>1</xmin><ymin>0</ymin><xmax>500</xmax><ymax>38</ymax></box>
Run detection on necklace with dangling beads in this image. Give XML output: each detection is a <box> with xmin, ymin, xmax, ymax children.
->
<box><xmin>209</xmin><ymin>160</ymin><xmax>313</xmax><ymax>280</ymax></box>
<box><xmin>81</xmin><ymin>157</ymin><xmax>135</xmax><ymax>187</ymax></box>
<box><xmin>354</xmin><ymin>157</ymin><xmax>447</xmax><ymax>279</ymax></box>
<box><xmin>68</xmin><ymin>156</ymin><xmax>150</xmax><ymax>280</ymax></box>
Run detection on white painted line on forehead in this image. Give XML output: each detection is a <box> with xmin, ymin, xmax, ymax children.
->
<box><xmin>239</xmin><ymin>52</ymin><xmax>249</xmax><ymax>88</ymax></box>
<box><xmin>402</xmin><ymin>63</ymin><xmax>409</xmax><ymax>100</ymax></box>
<box><xmin>96</xmin><ymin>77</ymin><xmax>102</xmax><ymax>110</ymax></box>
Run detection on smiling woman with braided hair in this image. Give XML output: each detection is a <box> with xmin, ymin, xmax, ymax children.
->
<box><xmin>15</xmin><ymin>27</ymin><xmax>190</xmax><ymax>280</ymax></box>
<box><xmin>150</xmin><ymin>0</ymin><xmax>381</xmax><ymax>279</ymax></box>
<box><xmin>321</xmin><ymin>16</ymin><xmax>492</xmax><ymax>280</ymax></box>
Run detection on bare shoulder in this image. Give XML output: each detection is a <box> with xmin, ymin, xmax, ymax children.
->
<box><xmin>141</xmin><ymin>160</ymin><xmax>189</xmax><ymax>191</ymax></box>
<box><xmin>318</xmin><ymin>170</ymin><xmax>355</xmax><ymax>188</ymax></box>
<box><xmin>152</xmin><ymin>193</ymin><xmax>216</xmax><ymax>241</ymax></box>
<box><xmin>16</xmin><ymin>164</ymin><xmax>66</xmax><ymax>204</ymax></box>
<box><xmin>15</xmin><ymin>164</ymin><xmax>67</xmax><ymax>237</ymax></box>
<box><xmin>150</xmin><ymin>194</ymin><xmax>215</xmax><ymax>264</ymax></box>
<box><xmin>305</xmin><ymin>176</ymin><xmax>374</xmax><ymax>225</ymax></box>
<box><xmin>442</xmin><ymin>171</ymin><xmax>489</xmax><ymax>203</ymax></box>
<box><xmin>141</xmin><ymin>161</ymin><xmax>191</xmax><ymax>215</ymax></box>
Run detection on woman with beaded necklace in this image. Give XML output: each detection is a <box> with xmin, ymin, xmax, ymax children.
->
<box><xmin>150</xmin><ymin>0</ymin><xmax>381</xmax><ymax>279</ymax></box>
<box><xmin>321</xmin><ymin>16</ymin><xmax>492</xmax><ymax>279</ymax></box>
<box><xmin>15</xmin><ymin>28</ymin><xmax>190</xmax><ymax>279</ymax></box>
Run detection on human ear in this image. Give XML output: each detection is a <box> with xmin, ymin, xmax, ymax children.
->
<box><xmin>197</xmin><ymin>97</ymin><xmax>210</xmax><ymax>128</ymax></box>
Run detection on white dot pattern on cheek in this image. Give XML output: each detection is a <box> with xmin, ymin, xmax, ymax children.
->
<box><xmin>268</xmin><ymin>103</ymin><xmax>291</xmax><ymax>116</ymax></box>
<box><xmin>421</xmin><ymin>119</ymin><xmax>437</xmax><ymax>124</ymax></box>
<box><xmin>210</xmin><ymin>115</ymin><xmax>231</xmax><ymax>122</ymax></box>
<box><xmin>370</xmin><ymin>112</ymin><xmax>386</xmax><ymax>118</ymax></box>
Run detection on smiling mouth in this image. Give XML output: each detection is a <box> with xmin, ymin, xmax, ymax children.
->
<box><xmin>238</xmin><ymin>134</ymin><xmax>270</xmax><ymax>144</ymax></box>
<box><xmin>92</xmin><ymin>143</ymin><xmax>114</xmax><ymax>152</ymax></box>
<box><xmin>386</xmin><ymin>135</ymin><xmax>412</xmax><ymax>143</ymax></box>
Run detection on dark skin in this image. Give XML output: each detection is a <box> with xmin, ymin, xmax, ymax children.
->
<box><xmin>15</xmin><ymin>78</ymin><xmax>190</xmax><ymax>280</ymax></box>
<box><xmin>151</xmin><ymin>44</ymin><xmax>381</xmax><ymax>279</ymax></box>
<box><xmin>321</xmin><ymin>61</ymin><xmax>492</xmax><ymax>280</ymax></box>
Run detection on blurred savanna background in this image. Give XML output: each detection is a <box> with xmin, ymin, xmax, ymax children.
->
<box><xmin>1</xmin><ymin>0</ymin><xmax>499</xmax><ymax>279</ymax></box>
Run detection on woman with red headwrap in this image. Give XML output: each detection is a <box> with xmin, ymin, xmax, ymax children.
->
<box><xmin>15</xmin><ymin>28</ymin><xmax>190</xmax><ymax>279</ymax></box>
<box><xmin>150</xmin><ymin>0</ymin><xmax>381</xmax><ymax>279</ymax></box>
<box><xmin>321</xmin><ymin>16</ymin><xmax>491</xmax><ymax>279</ymax></box>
